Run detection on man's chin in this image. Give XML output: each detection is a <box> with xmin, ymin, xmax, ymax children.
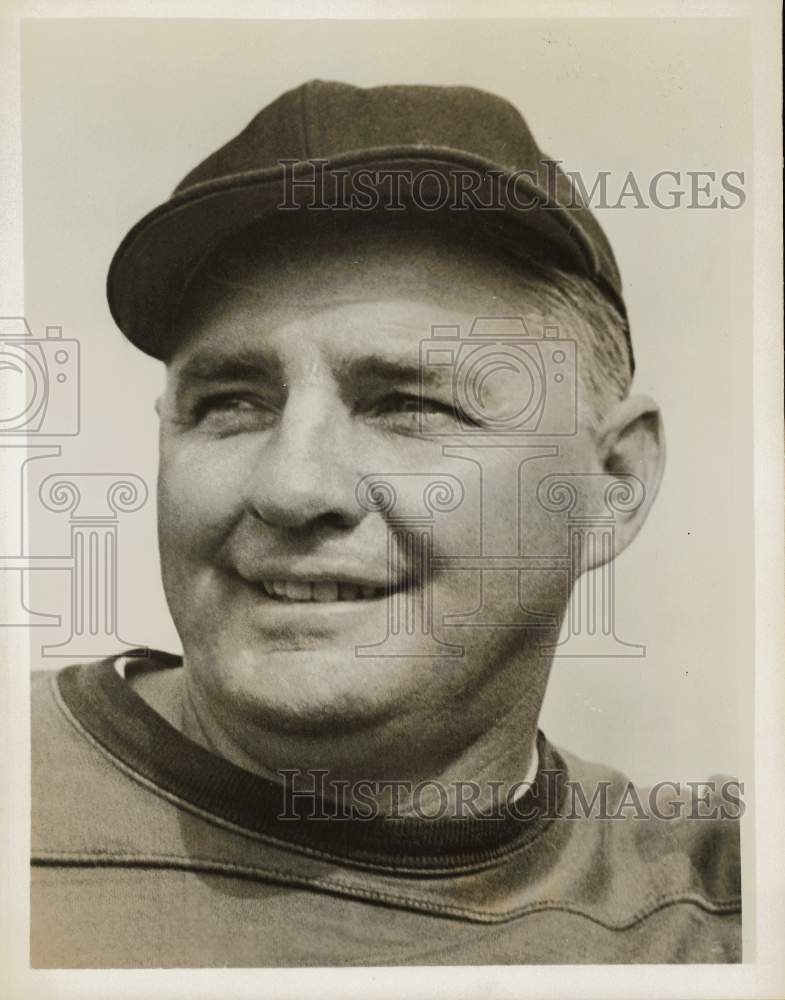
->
<box><xmin>188</xmin><ymin>642</ymin><xmax>424</xmax><ymax>737</ymax></box>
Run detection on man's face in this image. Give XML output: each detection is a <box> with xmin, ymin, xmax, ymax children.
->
<box><xmin>157</xmin><ymin>226</ymin><xmax>603</xmax><ymax>745</ymax></box>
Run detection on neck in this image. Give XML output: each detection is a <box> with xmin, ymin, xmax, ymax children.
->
<box><xmin>180</xmin><ymin>666</ymin><xmax>545</xmax><ymax>818</ymax></box>
<box><xmin>128</xmin><ymin>652</ymin><xmax>549</xmax><ymax>818</ymax></box>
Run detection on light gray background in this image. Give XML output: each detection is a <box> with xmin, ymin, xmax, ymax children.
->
<box><xmin>19</xmin><ymin>17</ymin><xmax>753</xmax><ymax>785</ymax></box>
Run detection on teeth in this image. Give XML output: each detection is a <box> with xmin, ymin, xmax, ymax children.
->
<box><xmin>259</xmin><ymin>579</ymin><xmax>383</xmax><ymax>602</ymax></box>
<box><xmin>313</xmin><ymin>581</ymin><xmax>338</xmax><ymax>602</ymax></box>
<box><xmin>284</xmin><ymin>580</ymin><xmax>312</xmax><ymax>601</ymax></box>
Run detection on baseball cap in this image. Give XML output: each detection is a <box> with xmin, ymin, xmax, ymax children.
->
<box><xmin>107</xmin><ymin>79</ymin><xmax>630</xmax><ymax>364</ymax></box>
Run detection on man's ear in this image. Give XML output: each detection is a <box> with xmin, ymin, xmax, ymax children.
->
<box><xmin>593</xmin><ymin>394</ymin><xmax>666</xmax><ymax>558</ymax></box>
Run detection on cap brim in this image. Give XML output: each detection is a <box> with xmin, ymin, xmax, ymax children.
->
<box><xmin>107</xmin><ymin>152</ymin><xmax>603</xmax><ymax>360</ymax></box>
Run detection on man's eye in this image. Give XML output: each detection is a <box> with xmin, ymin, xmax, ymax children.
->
<box><xmin>193</xmin><ymin>394</ymin><xmax>276</xmax><ymax>434</ymax></box>
<box><xmin>384</xmin><ymin>393</ymin><xmax>452</xmax><ymax>416</ymax></box>
<box><xmin>369</xmin><ymin>393</ymin><xmax>462</xmax><ymax>433</ymax></box>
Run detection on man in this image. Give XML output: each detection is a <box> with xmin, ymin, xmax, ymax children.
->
<box><xmin>31</xmin><ymin>80</ymin><xmax>741</xmax><ymax>967</ymax></box>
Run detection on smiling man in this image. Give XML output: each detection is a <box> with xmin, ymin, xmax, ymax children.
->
<box><xmin>31</xmin><ymin>81</ymin><xmax>742</xmax><ymax>967</ymax></box>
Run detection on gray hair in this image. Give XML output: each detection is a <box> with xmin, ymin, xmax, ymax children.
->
<box><xmin>506</xmin><ymin>259</ymin><xmax>633</xmax><ymax>428</ymax></box>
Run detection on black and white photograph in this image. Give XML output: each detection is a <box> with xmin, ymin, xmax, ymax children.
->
<box><xmin>1</xmin><ymin>3</ymin><xmax>782</xmax><ymax>998</ymax></box>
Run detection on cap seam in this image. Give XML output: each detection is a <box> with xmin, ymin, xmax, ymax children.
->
<box><xmin>298</xmin><ymin>81</ymin><xmax>312</xmax><ymax>159</ymax></box>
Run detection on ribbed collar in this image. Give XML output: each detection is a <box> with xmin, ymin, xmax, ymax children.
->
<box><xmin>57</xmin><ymin>652</ymin><xmax>567</xmax><ymax>872</ymax></box>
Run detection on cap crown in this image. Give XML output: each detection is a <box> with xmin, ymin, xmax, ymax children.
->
<box><xmin>175</xmin><ymin>80</ymin><xmax>621</xmax><ymax>300</ymax></box>
<box><xmin>107</xmin><ymin>80</ymin><xmax>629</xmax><ymax>364</ymax></box>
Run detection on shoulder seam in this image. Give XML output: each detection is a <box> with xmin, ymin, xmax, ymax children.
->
<box><xmin>31</xmin><ymin>850</ymin><xmax>742</xmax><ymax>928</ymax></box>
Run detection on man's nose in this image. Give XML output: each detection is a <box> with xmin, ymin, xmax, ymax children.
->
<box><xmin>242</xmin><ymin>389</ymin><xmax>365</xmax><ymax>531</ymax></box>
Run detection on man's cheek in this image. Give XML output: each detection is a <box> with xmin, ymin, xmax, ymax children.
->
<box><xmin>158</xmin><ymin>442</ymin><xmax>247</xmax><ymax>542</ymax></box>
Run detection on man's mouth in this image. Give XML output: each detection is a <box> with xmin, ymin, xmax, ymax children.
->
<box><xmin>255</xmin><ymin>579</ymin><xmax>389</xmax><ymax>602</ymax></box>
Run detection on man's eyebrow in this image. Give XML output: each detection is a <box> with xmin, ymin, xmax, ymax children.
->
<box><xmin>175</xmin><ymin>347</ymin><xmax>283</xmax><ymax>384</ymax></box>
<box><xmin>339</xmin><ymin>356</ymin><xmax>445</xmax><ymax>388</ymax></box>
<box><xmin>174</xmin><ymin>349</ymin><xmax>447</xmax><ymax>389</ymax></box>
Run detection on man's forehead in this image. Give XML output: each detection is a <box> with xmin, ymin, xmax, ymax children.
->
<box><xmin>169</xmin><ymin>311</ymin><xmax>456</xmax><ymax>385</ymax></box>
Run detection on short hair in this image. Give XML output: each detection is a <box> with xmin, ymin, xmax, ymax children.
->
<box><xmin>497</xmin><ymin>257</ymin><xmax>633</xmax><ymax>427</ymax></box>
